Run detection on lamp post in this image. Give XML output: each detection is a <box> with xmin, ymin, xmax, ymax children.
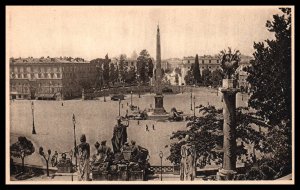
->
<box><xmin>130</xmin><ymin>91</ymin><xmax>133</xmax><ymax>106</ymax></box>
<box><xmin>104</xmin><ymin>91</ymin><xmax>106</xmax><ymax>102</ymax></box>
<box><xmin>137</xmin><ymin>74</ymin><xmax>141</xmax><ymax>98</ymax></box>
<box><xmin>193</xmin><ymin>96</ymin><xmax>196</xmax><ymax>118</ymax></box>
<box><xmin>190</xmin><ymin>87</ymin><xmax>193</xmax><ymax>111</ymax></box>
<box><xmin>159</xmin><ymin>151</ymin><xmax>163</xmax><ymax>181</ymax></box>
<box><xmin>31</xmin><ymin>101</ymin><xmax>36</xmax><ymax>134</ymax></box>
<box><xmin>72</xmin><ymin>114</ymin><xmax>77</xmax><ymax>168</ymax></box>
<box><xmin>119</xmin><ymin>99</ymin><xmax>121</xmax><ymax>116</ymax></box>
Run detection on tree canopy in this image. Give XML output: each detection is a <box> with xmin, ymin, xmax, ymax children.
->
<box><xmin>245</xmin><ymin>8</ymin><xmax>291</xmax><ymax>126</ymax></box>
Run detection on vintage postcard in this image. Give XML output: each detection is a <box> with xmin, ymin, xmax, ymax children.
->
<box><xmin>6</xmin><ymin>6</ymin><xmax>294</xmax><ymax>184</ymax></box>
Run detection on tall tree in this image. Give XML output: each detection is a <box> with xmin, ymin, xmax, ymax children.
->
<box><xmin>125</xmin><ymin>66</ymin><xmax>137</xmax><ymax>84</ymax></box>
<box><xmin>211</xmin><ymin>68</ymin><xmax>223</xmax><ymax>87</ymax></box>
<box><xmin>245</xmin><ymin>8</ymin><xmax>291</xmax><ymax>126</ymax></box>
<box><xmin>184</xmin><ymin>70</ymin><xmax>193</xmax><ymax>85</ymax></box>
<box><xmin>202</xmin><ymin>67</ymin><xmax>212</xmax><ymax>86</ymax></box>
<box><xmin>118</xmin><ymin>54</ymin><xmax>127</xmax><ymax>83</ymax></box>
<box><xmin>103</xmin><ymin>55</ymin><xmax>110</xmax><ymax>87</ymax></box>
<box><xmin>175</xmin><ymin>74</ymin><xmax>179</xmax><ymax>85</ymax></box>
<box><xmin>137</xmin><ymin>49</ymin><xmax>151</xmax><ymax>84</ymax></box>
<box><xmin>10</xmin><ymin>136</ymin><xmax>35</xmax><ymax>173</ymax></box>
<box><xmin>244</xmin><ymin>8</ymin><xmax>292</xmax><ymax>173</ymax></box>
<box><xmin>109</xmin><ymin>63</ymin><xmax>117</xmax><ymax>85</ymax></box>
<box><xmin>148</xmin><ymin>58</ymin><xmax>154</xmax><ymax>79</ymax></box>
<box><xmin>193</xmin><ymin>54</ymin><xmax>201</xmax><ymax>85</ymax></box>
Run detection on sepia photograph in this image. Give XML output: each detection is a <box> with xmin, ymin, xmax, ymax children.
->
<box><xmin>5</xmin><ymin>5</ymin><xmax>294</xmax><ymax>184</ymax></box>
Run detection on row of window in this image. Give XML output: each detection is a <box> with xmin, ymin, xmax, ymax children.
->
<box><xmin>12</xmin><ymin>65</ymin><xmax>94</xmax><ymax>73</ymax></box>
<box><xmin>187</xmin><ymin>60</ymin><xmax>219</xmax><ymax>64</ymax></box>
<box><xmin>11</xmin><ymin>73</ymin><xmax>61</xmax><ymax>79</ymax></box>
<box><xmin>12</xmin><ymin>66</ymin><xmax>61</xmax><ymax>73</ymax></box>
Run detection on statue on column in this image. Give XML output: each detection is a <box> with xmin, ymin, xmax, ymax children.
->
<box><xmin>219</xmin><ymin>47</ymin><xmax>240</xmax><ymax>79</ymax></box>
<box><xmin>180</xmin><ymin>135</ymin><xmax>196</xmax><ymax>181</ymax></box>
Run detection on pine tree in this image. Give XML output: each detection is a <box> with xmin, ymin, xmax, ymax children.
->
<box><xmin>193</xmin><ymin>54</ymin><xmax>201</xmax><ymax>85</ymax></box>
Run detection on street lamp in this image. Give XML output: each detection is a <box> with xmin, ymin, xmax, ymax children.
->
<box><xmin>193</xmin><ymin>96</ymin><xmax>196</xmax><ymax>118</ymax></box>
<box><xmin>104</xmin><ymin>91</ymin><xmax>106</xmax><ymax>102</ymax></box>
<box><xmin>190</xmin><ymin>87</ymin><xmax>193</xmax><ymax>111</ymax></box>
<box><xmin>130</xmin><ymin>91</ymin><xmax>133</xmax><ymax>106</ymax></box>
<box><xmin>119</xmin><ymin>99</ymin><xmax>121</xmax><ymax>116</ymax></box>
<box><xmin>31</xmin><ymin>101</ymin><xmax>36</xmax><ymax>134</ymax></box>
<box><xmin>72</xmin><ymin>114</ymin><xmax>77</xmax><ymax>168</ymax></box>
<box><xmin>159</xmin><ymin>151</ymin><xmax>163</xmax><ymax>181</ymax></box>
<box><xmin>137</xmin><ymin>74</ymin><xmax>141</xmax><ymax>98</ymax></box>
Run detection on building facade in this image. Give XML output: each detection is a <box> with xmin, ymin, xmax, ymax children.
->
<box><xmin>9</xmin><ymin>57</ymin><xmax>97</xmax><ymax>100</ymax></box>
<box><xmin>180</xmin><ymin>55</ymin><xmax>252</xmax><ymax>87</ymax></box>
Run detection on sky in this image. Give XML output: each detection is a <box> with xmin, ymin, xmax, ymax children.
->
<box><xmin>6</xmin><ymin>6</ymin><xmax>285</xmax><ymax>60</ymax></box>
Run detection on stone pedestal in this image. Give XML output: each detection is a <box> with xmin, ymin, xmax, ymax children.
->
<box><xmin>217</xmin><ymin>79</ymin><xmax>238</xmax><ymax>180</ymax></box>
<box><xmin>153</xmin><ymin>95</ymin><xmax>166</xmax><ymax>114</ymax></box>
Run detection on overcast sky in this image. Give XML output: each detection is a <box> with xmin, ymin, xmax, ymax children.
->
<box><xmin>6</xmin><ymin>6</ymin><xmax>284</xmax><ymax>60</ymax></box>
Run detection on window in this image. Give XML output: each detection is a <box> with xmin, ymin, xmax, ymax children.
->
<box><xmin>38</xmin><ymin>73</ymin><xmax>42</xmax><ymax>78</ymax></box>
<box><xmin>31</xmin><ymin>73</ymin><xmax>34</xmax><ymax>79</ymax></box>
<box><xmin>18</xmin><ymin>74</ymin><xmax>21</xmax><ymax>78</ymax></box>
<box><xmin>209</xmin><ymin>66</ymin><xmax>211</xmax><ymax>69</ymax></box>
<box><xmin>51</xmin><ymin>73</ymin><xmax>54</xmax><ymax>78</ymax></box>
<box><xmin>24</xmin><ymin>74</ymin><xmax>28</xmax><ymax>78</ymax></box>
<box><xmin>188</xmin><ymin>60</ymin><xmax>190</xmax><ymax>64</ymax></box>
<box><xmin>57</xmin><ymin>73</ymin><xmax>61</xmax><ymax>78</ymax></box>
<box><xmin>202</xmin><ymin>60</ymin><xmax>204</xmax><ymax>64</ymax></box>
<box><xmin>217</xmin><ymin>60</ymin><xmax>219</xmax><ymax>63</ymax></box>
<box><xmin>209</xmin><ymin>60</ymin><xmax>211</xmax><ymax>63</ymax></box>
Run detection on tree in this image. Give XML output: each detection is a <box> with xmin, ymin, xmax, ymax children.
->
<box><xmin>118</xmin><ymin>54</ymin><xmax>127</xmax><ymax>83</ymax></box>
<box><xmin>244</xmin><ymin>8</ymin><xmax>292</xmax><ymax>174</ymax></box>
<box><xmin>10</xmin><ymin>136</ymin><xmax>35</xmax><ymax>173</ymax></box>
<box><xmin>211</xmin><ymin>69</ymin><xmax>223</xmax><ymax>87</ymax></box>
<box><xmin>175</xmin><ymin>74</ymin><xmax>179</xmax><ymax>85</ymax></box>
<box><xmin>125</xmin><ymin>66</ymin><xmax>137</xmax><ymax>84</ymax></box>
<box><xmin>184</xmin><ymin>70</ymin><xmax>193</xmax><ymax>85</ymax></box>
<box><xmin>103</xmin><ymin>60</ymin><xmax>110</xmax><ymax>87</ymax></box>
<box><xmin>167</xmin><ymin>105</ymin><xmax>269</xmax><ymax>168</ymax></box>
<box><xmin>202</xmin><ymin>67</ymin><xmax>212</xmax><ymax>86</ymax></box>
<box><xmin>193</xmin><ymin>54</ymin><xmax>201</xmax><ymax>85</ymax></box>
<box><xmin>148</xmin><ymin>58</ymin><xmax>154</xmax><ymax>79</ymax></box>
<box><xmin>39</xmin><ymin>147</ymin><xmax>51</xmax><ymax>177</ymax></box>
<box><xmin>245</xmin><ymin>8</ymin><xmax>291</xmax><ymax>126</ymax></box>
<box><xmin>137</xmin><ymin>50</ymin><xmax>151</xmax><ymax>84</ymax></box>
<box><xmin>175</xmin><ymin>67</ymin><xmax>182</xmax><ymax>76</ymax></box>
<box><xmin>109</xmin><ymin>63</ymin><xmax>117</xmax><ymax>85</ymax></box>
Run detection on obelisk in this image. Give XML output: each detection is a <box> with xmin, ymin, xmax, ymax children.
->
<box><xmin>154</xmin><ymin>25</ymin><xmax>166</xmax><ymax>114</ymax></box>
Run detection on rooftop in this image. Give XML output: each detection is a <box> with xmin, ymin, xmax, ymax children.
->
<box><xmin>10</xmin><ymin>57</ymin><xmax>89</xmax><ymax>64</ymax></box>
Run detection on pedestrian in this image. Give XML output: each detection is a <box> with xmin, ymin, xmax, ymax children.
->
<box><xmin>146</xmin><ymin>124</ymin><xmax>149</xmax><ymax>131</ymax></box>
<box><xmin>62</xmin><ymin>102</ymin><xmax>64</xmax><ymax>106</ymax></box>
<box><xmin>127</xmin><ymin>102</ymin><xmax>128</xmax><ymax>106</ymax></box>
<box><xmin>122</xmin><ymin>104</ymin><xmax>123</xmax><ymax>108</ymax></box>
<box><xmin>152</xmin><ymin>124</ymin><xmax>155</xmax><ymax>130</ymax></box>
<box><xmin>137</xmin><ymin>120</ymin><xmax>140</xmax><ymax>125</ymax></box>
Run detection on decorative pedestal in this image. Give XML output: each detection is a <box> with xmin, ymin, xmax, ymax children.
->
<box><xmin>216</xmin><ymin>169</ymin><xmax>237</xmax><ymax>180</ymax></box>
<box><xmin>216</xmin><ymin>79</ymin><xmax>238</xmax><ymax>180</ymax></box>
<box><xmin>153</xmin><ymin>94</ymin><xmax>166</xmax><ymax>114</ymax></box>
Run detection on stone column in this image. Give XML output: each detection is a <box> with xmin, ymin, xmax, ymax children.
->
<box><xmin>217</xmin><ymin>79</ymin><xmax>238</xmax><ymax>180</ymax></box>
